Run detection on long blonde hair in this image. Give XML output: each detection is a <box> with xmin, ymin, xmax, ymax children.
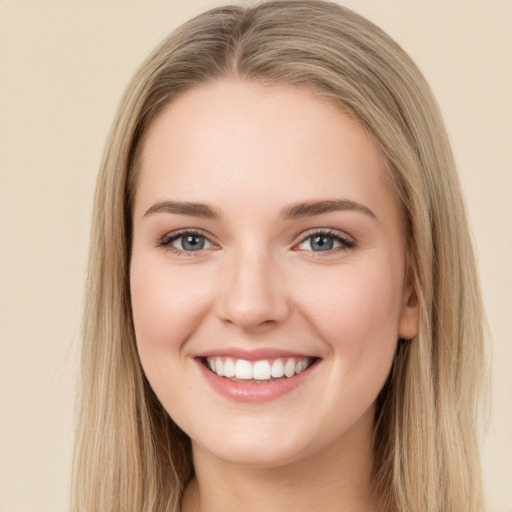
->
<box><xmin>72</xmin><ymin>1</ymin><xmax>486</xmax><ymax>511</ymax></box>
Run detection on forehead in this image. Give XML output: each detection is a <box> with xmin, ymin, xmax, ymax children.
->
<box><xmin>134</xmin><ymin>79</ymin><xmax>396</xmax><ymax>223</ymax></box>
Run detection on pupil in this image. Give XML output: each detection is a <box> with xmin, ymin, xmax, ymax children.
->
<box><xmin>182</xmin><ymin>235</ymin><xmax>204</xmax><ymax>251</ymax></box>
<box><xmin>311</xmin><ymin>235</ymin><xmax>333</xmax><ymax>251</ymax></box>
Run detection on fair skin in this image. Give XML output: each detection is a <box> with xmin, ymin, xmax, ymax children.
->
<box><xmin>130</xmin><ymin>79</ymin><xmax>419</xmax><ymax>512</ymax></box>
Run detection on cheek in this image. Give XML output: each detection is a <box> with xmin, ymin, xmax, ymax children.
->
<box><xmin>294</xmin><ymin>262</ymin><xmax>403</xmax><ymax>366</ymax></box>
<box><xmin>129</xmin><ymin>257</ymin><xmax>218</xmax><ymax>416</ymax></box>
<box><xmin>129</xmin><ymin>257</ymin><xmax>213</xmax><ymax>364</ymax></box>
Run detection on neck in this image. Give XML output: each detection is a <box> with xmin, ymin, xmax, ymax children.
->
<box><xmin>181</xmin><ymin>410</ymin><xmax>385</xmax><ymax>512</ymax></box>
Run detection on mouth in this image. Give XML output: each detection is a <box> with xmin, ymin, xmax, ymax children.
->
<box><xmin>200</xmin><ymin>356</ymin><xmax>319</xmax><ymax>383</ymax></box>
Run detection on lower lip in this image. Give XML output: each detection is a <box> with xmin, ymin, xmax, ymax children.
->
<box><xmin>196</xmin><ymin>359</ymin><xmax>318</xmax><ymax>403</ymax></box>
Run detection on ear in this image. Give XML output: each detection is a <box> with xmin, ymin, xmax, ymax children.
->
<box><xmin>398</xmin><ymin>282</ymin><xmax>419</xmax><ymax>340</ymax></box>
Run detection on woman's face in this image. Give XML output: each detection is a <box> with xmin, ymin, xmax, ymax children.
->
<box><xmin>130</xmin><ymin>79</ymin><xmax>418</xmax><ymax>467</ymax></box>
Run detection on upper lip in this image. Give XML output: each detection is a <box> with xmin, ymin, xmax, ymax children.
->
<box><xmin>195</xmin><ymin>347</ymin><xmax>318</xmax><ymax>361</ymax></box>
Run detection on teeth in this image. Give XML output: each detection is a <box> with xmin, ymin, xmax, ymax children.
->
<box><xmin>223</xmin><ymin>358</ymin><xmax>235</xmax><ymax>378</ymax></box>
<box><xmin>205</xmin><ymin>356</ymin><xmax>312</xmax><ymax>381</ymax></box>
<box><xmin>215</xmin><ymin>358</ymin><xmax>224</xmax><ymax>377</ymax></box>
<box><xmin>284</xmin><ymin>358</ymin><xmax>295</xmax><ymax>377</ymax></box>
<box><xmin>296</xmin><ymin>359</ymin><xmax>308</xmax><ymax>374</ymax></box>
<box><xmin>235</xmin><ymin>359</ymin><xmax>253</xmax><ymax>380</ymax></box>
<box><xmin>252</xmin><ymin>360</ymin><xmax>271</xmax><ymax>380</ymax></box>
<box><xmin>271</xmin><ymin>359</ymin><xmax>285</xmax><ymax>378</ymax></box>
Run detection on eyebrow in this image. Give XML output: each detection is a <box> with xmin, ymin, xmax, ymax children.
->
<box><xmin>280</xmin><ymin>199</ymin><xmax>377</xmax><ymax>220</ymax></box>
<box><xmin>143</xmin><ymin>198</ymin><xmax>377</xmax><ymax>221</ymax></box>
<box><xmin>144</xmin><ymin>201</ymin><xmax>219</xmax><ymax>219</ymax></box>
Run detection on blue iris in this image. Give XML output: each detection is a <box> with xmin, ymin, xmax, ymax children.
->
<box><xmin>181</xmin><ymin>234</ymin><xmax>205</xmax><ymax>251</ymax></box>
<box><xmin>310</xmin><ymin>235</ymin><xmax>334</xmax><ymax>251</ymax></box>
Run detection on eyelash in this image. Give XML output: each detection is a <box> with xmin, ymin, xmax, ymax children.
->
<box><xmin>297</xmin><ymin>229</ymin><xmax>356</xmax><ymax>254</ymax></box>
<box><xmin>157</xmin><ymin>228</ymin><xmax>215</xmax><ymax>257</ymax></box>
<box><xmin>157</xmin><ymin>228</ymin><xmax>356</xmax><ymax>256</ymax></box>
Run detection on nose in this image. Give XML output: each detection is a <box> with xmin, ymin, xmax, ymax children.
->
<box><xmin>215</xmin><ymin>245</ymin><xmax>291</xmax><ymax>333</ymax></box>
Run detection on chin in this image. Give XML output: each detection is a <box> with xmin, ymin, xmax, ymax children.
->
<box><xmin>206</xmin><ymin>442</ymin><xmax>307</xmax><ymax>469</ymax></box>
<box><xmin>190</xmin><ymin>420</ymin><xmax>331</xmax><ymax>469</ymax></box>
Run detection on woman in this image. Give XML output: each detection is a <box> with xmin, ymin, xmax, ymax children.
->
<box><xmin>72</xmin><ymin>1</ymin><xmax>486</xmax><ymax>511</ymax></box>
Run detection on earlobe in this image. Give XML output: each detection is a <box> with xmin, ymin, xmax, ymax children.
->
<box><xmin>398</xmin><ymin>283</ymin><xmax>419</xmax><ymax>340</ymax></box>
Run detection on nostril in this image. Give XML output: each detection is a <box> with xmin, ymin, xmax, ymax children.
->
<box><xmin>215</xmin><ymin>262</ymin><xmax>291</xmax><ymax>330</ymax></box>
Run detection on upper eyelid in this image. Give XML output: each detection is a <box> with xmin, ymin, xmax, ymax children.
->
<box><xmin>162</xmin><ymin>228</ymin><xmax>214</xmax><ymax>241</ymax></box>
<box><xmin>293</xmin><ymin>229</ymin><xmax>357</xmax><ymax>254</ymax></box>
<box><xmin>158</xmin><ymin>228</ymin><xmax>218</xmax><ymax>250</ymax></box>
<box><xmin>296</xmin><ymin>228</ymin><xmax>355</xmax><ymax>243</ymax></box>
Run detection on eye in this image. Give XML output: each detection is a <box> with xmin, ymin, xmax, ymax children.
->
<box><xmin>296</xmin><ymin>230</ymin><xmax>355</xmax><ymax>252</ymax></box>
<box><xmin>158</xmin><ymin>230</ymin><xmax>215</xmax><ymax>254</ymax></box>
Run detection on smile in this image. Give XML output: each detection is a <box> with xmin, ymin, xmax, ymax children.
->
<box><xmin>196</xmin><ymin>351</ymin><xmax>320</xmax><ymax>402</ymax></box>
<box><xmin>204</xmin><ymin>356</ymin><xmax>314</xmax><ymax>382</ymax></box>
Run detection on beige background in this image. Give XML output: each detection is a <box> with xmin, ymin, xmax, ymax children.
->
<box><xmin>0</xmin><ymin>1</ymin><xmax>510</xmax><ymax>511</ymax></box>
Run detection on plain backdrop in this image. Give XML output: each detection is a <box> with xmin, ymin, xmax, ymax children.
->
<box><xmin>0</xmin><ymin>1</ymin><xmax>510</xmax><ymax>511</ymax></box>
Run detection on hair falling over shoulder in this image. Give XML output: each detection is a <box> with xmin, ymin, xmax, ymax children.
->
<box><xmin>72</xmin><ymin>1</ymin><xmax>487</xmax><ymax>511</ymax></box>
